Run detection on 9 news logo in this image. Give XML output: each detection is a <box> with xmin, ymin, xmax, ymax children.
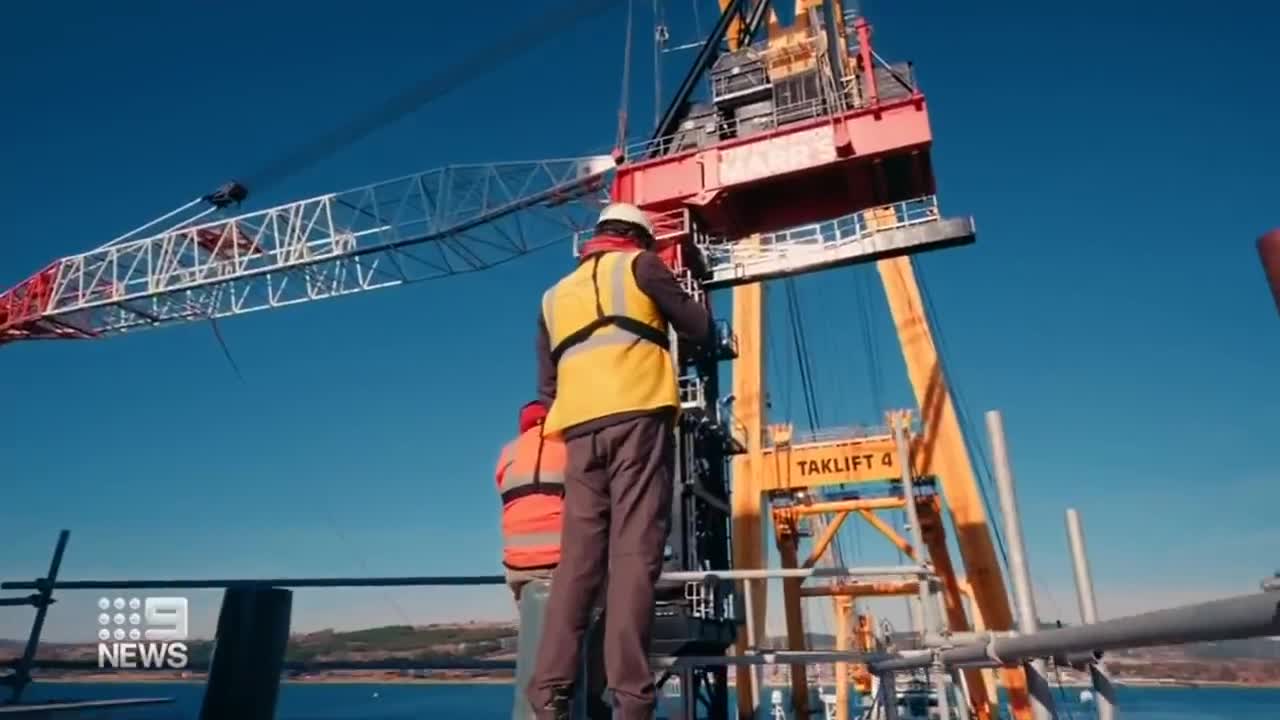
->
<box><xmin>95</xmin><ymin>596</ymin><xmax>189</xmax><ymax>670</ymax></box>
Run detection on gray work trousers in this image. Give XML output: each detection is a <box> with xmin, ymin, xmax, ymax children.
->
<box><xmin>526</xmin><ymin>414</ymin><xmax>674</xmax><ymax>719</ymax></box>
<box><xmin>513</xmin><ymin>579</ymin><xmax>609</xmax><ymax>720</ymax></box>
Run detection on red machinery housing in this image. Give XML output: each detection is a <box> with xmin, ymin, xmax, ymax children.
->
<box><xmin>612</xmin><ymin>13</ymin><xmax>963</xmax><ymax>274</ymax></box>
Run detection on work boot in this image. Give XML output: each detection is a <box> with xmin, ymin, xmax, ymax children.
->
<box><xmin>533</xmin><ymin>686</ymin><xmax>572</xmax><ymax>720</ymax></box>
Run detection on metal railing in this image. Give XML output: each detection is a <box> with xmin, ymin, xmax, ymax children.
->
<box><xmin>3</xmin><ymin>528</ymin><xmax>1279</xmax><ymax>719</ymax></box>
<box><xmin>695</xmin><ymin>196</ymin><xmax>945</xmax><ymax>286</ymax></box>
<box><xmin>624</xmin><ymin>95</ymin><xmax>837</xmax><ymax>160</ymax></box>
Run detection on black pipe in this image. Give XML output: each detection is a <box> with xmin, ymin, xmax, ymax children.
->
<box><xmin>199</xmin><ymin>587</ymin><xmax>292</xmax><ymax>720</ymax></box>
<box><xmin>742</xmin><ymin>0</ymin><xmax>774</xmax><ymax>45</ymax></box>
<box><xmin>650</xmin><ymin>0</ymin><xmax>743</xmax><ymax>152</ymax></box>
<box><xmin>821</xmin><ymin>0</ymin><xmax>845</xmax><ymax>93</ymax></box>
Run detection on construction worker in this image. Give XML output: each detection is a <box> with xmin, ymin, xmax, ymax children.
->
<box><xmin>496</xmin><ymin>399</ymin><xmax>571</xmax><ymax>720</ymax></box>
<box><xmin>526</xmin><ymin>202</ymin><xmax>713</xmax><ymax>720</ymax></box>
<box><xmin>495</xmin><ymin>399</ymin><xmax>565</xmax><ymax>601</ymax></box>
<box><xmin>498</xmin><ymin>400</ymin><xmax>611</xmax><ymax>720</ymax></box>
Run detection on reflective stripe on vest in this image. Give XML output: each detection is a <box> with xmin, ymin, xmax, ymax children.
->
<box><xmin>499</xmin><ymin>430</ymin><xmax>565</xmax><ymax>504</ymax></box>
<box><xmin>498</xmin><ymin>427</ymin><xmax>565</xmax><ymax>571</ymax></box>
<box><xmin>541</xmin><ymin>250</ymin><xmax>678</xmax><ymax>434</ymax></box>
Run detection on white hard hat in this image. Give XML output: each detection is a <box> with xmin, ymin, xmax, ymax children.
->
<box><xmin>597</xmin><ymin>202</ymin><xmax>654</xmax><ymax>239</ymax></box>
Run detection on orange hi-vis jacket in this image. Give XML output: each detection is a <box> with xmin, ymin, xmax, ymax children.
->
<box><xmin>495</xmin><ymin>425</ymin><xmax>566</xmax><ymax>572</ymax></box>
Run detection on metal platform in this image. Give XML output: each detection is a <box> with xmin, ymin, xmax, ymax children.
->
<box><xmin>697</xmin><ymin>196</ymin><xmax>975</xmax><ymax>289</ymax></box>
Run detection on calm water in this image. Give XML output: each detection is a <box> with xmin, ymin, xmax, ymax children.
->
<box><xmin>19</xmin><ymin>681</ymin><xmax>1280</xmax><ymax>719</ymax></box>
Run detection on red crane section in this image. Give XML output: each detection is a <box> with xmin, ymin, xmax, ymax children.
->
<box><xmin>610</xmin><ymin>12</ymin><xmax>970</xmax><ymax>288</ymax></box>
<box><xmin>615</xmin><ymin>96</ymin><xmax>932</xmax><ymax>237</ymax></box>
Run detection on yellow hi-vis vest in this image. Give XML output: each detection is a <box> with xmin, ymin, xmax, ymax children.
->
<box><xmin>541</xmin><ymin>250</ymin><xmax>677</xmax><ymax>434</ymax></box>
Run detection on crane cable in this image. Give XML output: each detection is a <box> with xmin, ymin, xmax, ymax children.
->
<box><xmin>237</xmin><ymin>0</ymin><xmax>619</xmax><ymax>193</ymax></box>
<box><xmin>911</xmin><ymin>259</ymin><xmax>1010</xmax><ymax>574</ymax></box>
<box><xmin>854</xmin><ymin>268</ymin><xmax>886</xmax><ymax>417</ymax></box>
<box><xmin>181</xmin><ymin>0</ymin><xmax>622</xmax><ymax>629</ymax></box>
<box><xmin>784</xmin><ymin>278</ymin><xmax>822</xmax><ymax>434</ymax></box>
<box><xmin>615</xmin><ymin>0</ymin><xmax>636</xmax><ymax>152</ymax></box>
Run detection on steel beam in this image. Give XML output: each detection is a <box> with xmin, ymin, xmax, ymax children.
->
<box><xmin>1066</xmin><ymin>509</ymin><xmax>1117</xmax><ymax>720</ymax></box>
<box><xmin>4</xmin><ymin>530</ymin><xmax>68</xmax><ymax>704</ymax></box>
<box><xmin>868</xmin><ymin>589</ymin><xmax>1280</xmax><ymax>672</ymax></box>
<box><xmin>987</xmin><ymin>410</ymin><xmax>1057</xmax><ymax>720</ymax></box>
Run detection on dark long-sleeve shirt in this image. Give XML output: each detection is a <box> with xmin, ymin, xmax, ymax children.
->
<box><xmin>536</xmin><ymin>250</ymin><xmax>713</xmax><ymax>437</ymax></box>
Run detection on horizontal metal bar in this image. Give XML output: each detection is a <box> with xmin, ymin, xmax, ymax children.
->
<box><xmin>653</xmin><ymin>650</ymin><xmax>931</xmax><ymax>669</ymax></box>
<box><xmin>9</xmin><ymin>646</ymin><xmax>1097</xmax><ymax>675</ymax></box>
<box><xmin>662</xmin><ymin>565</ymin><xmax>929</xmax><ymax>582</ymax></box>
<box><xmin>870</xmin><ymin>589</ymin><xmax>1280</xmax><ymax>672</ymax></box>
<box><xmin>2</xmin><ymin>565</ymin><xmax>929</xmax><ymax>591</ymax></box>
<box><xmin>8</xmin><ymin>657</ymin><xmax>518</xmax><ymax>672</ymax></box>
<box><xmin>0</xmin><ymin>575</ymin><xmax>507</xmax><ymax>591</ymax></box>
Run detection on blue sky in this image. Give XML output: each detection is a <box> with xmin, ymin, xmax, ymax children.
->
<box><xmin>1</xmin><ymin>1</ymin><xmax>1277</xmax><ymax>643</ymax></box>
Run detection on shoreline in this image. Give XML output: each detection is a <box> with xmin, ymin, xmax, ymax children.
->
<box><xmin>33</xmin><ymin>674</ymin><xmax>1280</xmax><ymax>690</ymax></box>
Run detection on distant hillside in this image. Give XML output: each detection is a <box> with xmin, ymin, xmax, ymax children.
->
<box><xmin>0</xmin><ymin>622</ymin><xmax>519</xmax><ymax>666</ymax></box>
<box><xmin>1111</xmin><ymin>637</ymin><xmax>1280</xmax><ymax>662</ymax></box>
<box><xmin>4</xmin><ymin>624</ymin><xmax>1277</xmax><ymax>667</ymax></box>
<box><xmin>764</xmin><ymin>632</ymin><xmax>1280</xmax><ymax>663</ymax></box>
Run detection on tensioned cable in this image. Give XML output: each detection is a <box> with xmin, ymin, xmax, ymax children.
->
<box><xmin>239</xmin><ymin>0</ymin><xmax>619</xmax><ymax>192</ymax></box>
<box><xmin>911</xmin><ymin>259</ymin><xmax>1010</xmax><ymax>573</ymax></box>
<box><xmin>784</xmin><ymin>278</ymin><xmax>821</xmax><ymax>434</ymax></box>
<box><xmin>615</xmin><ymin>0</ymin><xmax>636</xmax><ymax>151</ymax></box>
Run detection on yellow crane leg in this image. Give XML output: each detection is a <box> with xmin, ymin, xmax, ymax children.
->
<box><xmin>731</xmin><ymin>276</ymin><xmax>767</xmax><ymax>719</ymax></box>
<box><xmin>918</xmin><ymin>498</ymin><xmax>993</xmax><ymax>720</ymax></box>
<box><xmin>854</xmin><ymin>610</ymin><xmax>875</xmax><ymax>695</ymax></box>
<box><xmin>836</xmin><ymin>597</ymin><xmax>853</xmax><ymax>720</ymax></box>
<box><xmin>718</xmin><ymin>0</ymin><xmax>782</xmax><ymax>50</ymax></box>
<box><xmin>876</xmin><ymin>255</ymin><xmax>1032</xmax><ymax>720</ymax></box>
<box><xmin>957</xmin><ymin>577</ymin><xmax>1001</xmax><ymax>708</ymax></box>
<box><xmin>776</xmin><ymin>522</ymin><xmax>811</xmax><ymax>719</ymax></box>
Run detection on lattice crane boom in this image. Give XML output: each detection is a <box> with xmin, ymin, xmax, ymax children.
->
<box><xmin>0</xmin><ymin>156</ymin><xmax>615</xmax><ymax>345</ymax></box>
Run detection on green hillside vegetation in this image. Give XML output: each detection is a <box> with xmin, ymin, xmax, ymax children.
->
<box><xmin>3</xmin><ymin>624</ymin><xmax>1275</xmax><ymax>667</ymax></box>
<box><xmin>280</xmin><ymin>624</ymin><xmax>518</xmax><ymax>663</ymax></box>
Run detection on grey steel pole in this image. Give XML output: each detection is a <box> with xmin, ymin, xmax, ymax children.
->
<box><xmin>868</xmin><ymin>589</ymin><xmax>1280</xmax><ymax>672</ymax></box>
<box><xmin>895</xmin><ymin>422</ymin><xmax>946</xmax><ymax>707</ymax></box>
<box><xmin>1066</xmin><ymin>509</ymin><xmax>1117</xmax><ymax>720</ymax></box>
<box><xmin>950</xmin><ymin>668</ymin><xmax>972</xmax><ymax>720</ymax></box>
<box><xmin>878</xmin><ymin>673</ymin><xmax>900</xmax><ymax>720</ymax></box>
<box><xmin>894</xmin><ymin>423</ymin><xmax>930</xmax><ymax>637</ymax></box>
<box><xmin>986</xmin><ymin>410</ymin><xmax>1058</xmax><ymax>720</ymax></box>
<box><xmin>933</xmin><ymin>662</ymin><xmax>951</xmax><ymax>720</ymax></box>
<box><xmin>742</xmin><ymin>578</ymin><xmax>761</xmax><ymax>715</ymax></box>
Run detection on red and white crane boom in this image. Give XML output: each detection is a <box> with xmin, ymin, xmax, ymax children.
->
<box><xmin>0</xmin><ymin>157</ymin><xmax>614</xmax><ymax>345</ymax></box>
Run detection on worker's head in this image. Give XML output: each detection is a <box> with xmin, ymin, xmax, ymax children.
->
<box><xmin>518</xmin><ymin>400</ymin><xmax>548</xmax><ymax>433</ymax></box>
<box><xmin>595</xmin><ymin>202</ymin><xmax>656</xmax><ymax>250</ymax></box>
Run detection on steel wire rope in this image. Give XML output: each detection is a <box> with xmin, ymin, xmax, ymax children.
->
<box><xmin>850</xmin><ymin>274</ymin><xmax>879</xmax><ymax>569</ymax></box>
<box><xmin>779</xmin><ymin>276</ymin><xmax>839</xmax><ymax>680</ymax></box>
<box><xmin>236</xmin><ymin>0</ymin><xmax>620</xmax><ymax>193</ymax></box>
<box><xmin>809</xmin><ymin>276</ymin><xmax>851</xmax><ymax>426</ymax></box>
<box><xmin>765</xmin><ymin>281</ymin><xmax>795</xmax><ymax>423</ymax></box>
<box><xmin>854</xmin><ymin>267</ymin><xmax>886</xmax><ymax>417</ymax></box>
<box><xmin>816</xmin><ymin>272</ymin><xmax>869</xmax><ymax>566</ymax></box>
<box><xmin>908</xmin><ymin>258</ymin><xmax>1011</xmax><ymax>574</ymax></box>
<box><xmin>95</xmin><ymin>0</ymin><xmax>621</xmax><ymax>647</ymax></box>
<box><xmin>784</xmin><ymin>278</ymin><xmax>821</xmax><ymax>435</ymax></box>
<box><xmin>911</xmin><ymin>258</ymin><xmax>1087</xmax><ymax>716</ymax></box>
<box><xmin>615</xmin><ymin>0</ymin><xmax>636</xmax><ymax>151</ymax></box>
<box><xmin>652</xmin><ymin>0</ymin><xmax>665</xmax><ymax>131</ymax></box>
<box><xmin>785</xmin><ymin>276</ymin><xmax>867</xmax><ymax>664</ymax></box>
